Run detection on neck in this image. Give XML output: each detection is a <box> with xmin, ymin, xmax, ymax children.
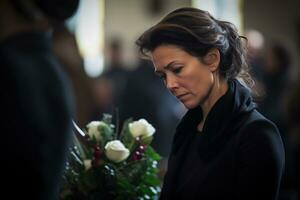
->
<box><xmin>198</xmin><ymin>76</ymin><xmax>228</xmax><ymax>131</ymax></box>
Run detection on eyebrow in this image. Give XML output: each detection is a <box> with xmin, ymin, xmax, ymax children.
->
<box><xmin>154</xmin><ymin>61</ymin><xmax>177</xmax><ymax>73</ymax></box>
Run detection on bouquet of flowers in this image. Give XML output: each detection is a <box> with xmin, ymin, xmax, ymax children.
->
<box><xmin>60</xmin><ymin>114</ymin><xmax>162</xmax><ymax>200</ymax></box>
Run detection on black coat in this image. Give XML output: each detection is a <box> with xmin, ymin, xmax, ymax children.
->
<box><xmin>0</xmin><ymin>31</ymin><xmax>74</xmax><ymax>200</ymax></box>
<box><xmin>160</xmin><ymin>79</ymin><xmax>285</xmax><ymax>200</ymax></box>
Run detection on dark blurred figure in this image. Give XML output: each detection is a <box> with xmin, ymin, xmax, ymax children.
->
<box><xmin>0</xmin><ymin>0</ymin><xmax>78</xmax><ymax>199</ymax></box>
<box><xmin>90</xmin><ymin>76</ymin><xmax>114</xmax><ymax>120</ymax></box>
<box><xmin>100</xmin><ymin>38</ymin><xmax>130</xmax><ymax>115</ymax></box>
<box><xmin>52</xmin><ymin>24</ymin><xmax>93</xmax><ymax>127</ymax></box>
<box><xmin>120</xmin><ymin>59</ymin><xmax>183</xmax><ymax>176</ymax></box>
<box><xmin>258</xmin><ymin>42</ymin><xmax>297</xmax><ymax>199</ymax></box>
<box><xmin>245</xmin><ymin>29</ymin><xmax>265</xmax><ymax>82</ymax></box>
<box><xmin>245</xmin><ymin>29</ymin><xmax>266</xmax><ymax>100</ymax></box>
<box><xmin>259</xmin><ymin>43</ymin><xmax>292</xmax><ymax>130</ymax></box>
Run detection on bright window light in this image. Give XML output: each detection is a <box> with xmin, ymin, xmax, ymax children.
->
<box><xmin>75</xmin><ymin>0</ymin><xmax>105</xmax><ymax>77</ymax></box>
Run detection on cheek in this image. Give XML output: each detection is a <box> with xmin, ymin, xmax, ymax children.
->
<box><xmin>184</xmin><ymin>70</ymin><xmax>213</xmax><ymax>94</ymax></box>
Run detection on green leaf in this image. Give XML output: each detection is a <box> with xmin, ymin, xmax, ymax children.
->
<box><xmin>141</xmin><ymin>136</ymin><xmax>153</xmax><ymax>145</ymax></box>
<box><xmin>102</xmin><ymin>113</ymin><xmax>113</xmax><ymax>124</ymax></box>
<box><xmin>99</xmin><ymin>123</ymin><xmax>114</xmax><ymax>147</ymax></box>
<box><xmin>144</xmin><ymin>146</ymin><xmax>161</xmax><ymax>161</ymax></box>
<box><xmin>119</xmin><ymin>118</ymin><xmax>135</xmax><ymax>151</ymax></box>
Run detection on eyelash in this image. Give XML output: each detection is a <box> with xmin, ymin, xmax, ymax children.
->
<box><xmin>172</xmin><ymin>67</ymin><xmax>183</xmax><ymax>74</ymax></box>
<box><xmin>156</xmin><ymin>66</ymin><xmax>183</xmax><ymax>80</ymax></box>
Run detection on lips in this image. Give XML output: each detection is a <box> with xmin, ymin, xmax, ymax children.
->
<box><xmin>176</xmin><ymin>93</ymin><xmax>188</xmax><ymax>100</ymax></box>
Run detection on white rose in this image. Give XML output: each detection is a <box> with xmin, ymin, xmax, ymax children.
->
<box><xmin>83</xmin><ymin>159</ymin><xmax>92</xmax><ymax>170</ymax></box>
<box><xmin>86</xmin><ymin>121</ymin><xmax>107</xmax><ymax>141</ymax></box>
<box><xmin>105</xmin><ymin>140</ymin><xmax>130</xmax><ymax>163</ymax></box>
<box><xmin>129</xmin><ymin>119</ymin><xmax>155</xmax><ymax>138</ymax></box>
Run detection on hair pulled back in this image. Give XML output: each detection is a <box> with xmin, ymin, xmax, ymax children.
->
<box><xmin>137</xmin><ymin>7</ymin><xmax>254</xmax><ymax>88</ymax></box>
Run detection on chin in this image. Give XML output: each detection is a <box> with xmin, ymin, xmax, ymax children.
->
<box><xmin>182</xmin><ymin>101</ymin><xmax>198</xmax><ymax>110</ymax></box>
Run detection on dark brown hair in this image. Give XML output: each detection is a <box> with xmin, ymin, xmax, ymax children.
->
<box><xmin>136</xmin><ymin>7</ymin><xmax>254</xmax><ymax>88</ymax></box>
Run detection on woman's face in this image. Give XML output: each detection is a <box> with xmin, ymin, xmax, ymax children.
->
<box><xmin>152</xmin><ymin>45</ymin><xmax>217</xmax><ymax>109</ymax></box>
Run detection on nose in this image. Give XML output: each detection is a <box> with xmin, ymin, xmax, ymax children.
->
<box><xmin>165</xmin><ymin>74</ymin><xmax>179</xmax><ymax>92</ymax></box>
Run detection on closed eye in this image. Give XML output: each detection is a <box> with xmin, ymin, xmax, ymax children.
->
<box><xmin>172</xmin><ymin>67</ymin><xmax>183</xmax><ymax>74</ymax></box>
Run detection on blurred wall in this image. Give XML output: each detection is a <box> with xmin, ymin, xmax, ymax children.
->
<box><xmin>104</xmin><ymin>0</ymin><xmax>191</xmax><ymax>67</ymax></box>
<box><xmin>103</xmin><ymin>0</ymin><xmax>300</xmax><ymax>74</ymax></box>
<box><xmin>244</xmin><ymin>0</ymin><xmax>300</xmax><ymax>77</ymax></box>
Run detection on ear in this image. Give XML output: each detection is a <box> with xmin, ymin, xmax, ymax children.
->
<box><xmin>202</xmin><ymin>48</ymin><xmax>220</xmax><ymax>72</ymax></box>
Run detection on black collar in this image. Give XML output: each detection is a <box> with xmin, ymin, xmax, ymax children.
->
<box><xmin>172</xmin><ymin>79</ymin><xmax>256</xmax><ymax>160</ymax></box>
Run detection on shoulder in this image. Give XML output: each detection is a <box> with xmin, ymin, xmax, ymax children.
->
<box><xmin>239</xmin><ymin>110</ymin><xmax>281</xmax><ymax>142</ymax></box>
<box><xmin>237</xmin><ymin>110</ymin><xmax>285</xmax><ymax>162</ymax></box>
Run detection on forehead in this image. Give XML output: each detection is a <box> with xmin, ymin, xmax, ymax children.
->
<box><xmin>151</xmin><ymin>45</ymin><xmax>190</xmax><ymax>68</ymax></box>
<box><xmin>152</xmin><ymin>45</ymin><xmax>186</xmax><ymax>60</ymax></box>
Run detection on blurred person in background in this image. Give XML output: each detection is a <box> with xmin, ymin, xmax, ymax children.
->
<box><xmin>90</xmin><ymin>75</ymin><xmax>114</xmax><ymax>121</ymax></box>
<box><xmin>137</xmin><ymin>7</ymin><xmax>284</xmax><ymax>200</ymax></box>
<box><xmin>0</xmin><ymin>0</ymin><xmax>79</xmax><ymax>199</ymax></box>
<box><xmin>245</xmin><ymin>29</ymin><xmax>265</xmax><ymax>82</ymax></box>
<box><xmin>259</xmin><ymin>42</ymin><xmax>292</xmax><ymax>131</ymax></box>
<box><xmin>245</xmin><ymin>29</ymin><xmax>266</xmax><ymax>102</ymax></box>
<box><xmin>119</xmin><ymin>58</ymin><xmax>183</xmax><ymax>177</ymax></box>
<box><xmin>101</xmin><ymin>37</ymin><xmax>130</xmax><ymax>115</ymax></box>
<box><xmin>258</xmin><ymin>42</ymin><xmax>297</xmax><ymax>199</ymax></box>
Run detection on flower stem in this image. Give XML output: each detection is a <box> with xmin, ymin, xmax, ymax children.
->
<box><xmin>114</xmin><ymin>107</ymin><xmax>120</xmax><ymax>139</ymax></box>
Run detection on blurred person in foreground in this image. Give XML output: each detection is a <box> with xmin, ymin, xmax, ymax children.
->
<box><xmin>137</xmin><ymin>7</ymin><xmax>285</xmax><ymax>200</ymax></box>
<box><xmin>52</xmin><ymin>24</ymin><xmax>93</xmax><ymax>127</ymax></box>
<box><xmin>0</xmin><ymin>0</ymin><xmax>79</xmax><ymax>199</ymax></box>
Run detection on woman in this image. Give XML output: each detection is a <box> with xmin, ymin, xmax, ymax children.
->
<box><xmin>136</xmin><ymin>7</ymin><xmax>285</xmax><ymax>200</ymax></box>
